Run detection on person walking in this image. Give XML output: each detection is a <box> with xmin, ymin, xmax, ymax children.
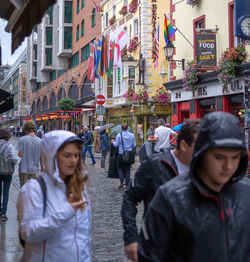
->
<box><xmin>17</xmin><ymin>121</ymin><xmax>41</xmax><ymax>187</ymax></box>
<box><xmin>112</xmin><ymin>123</ymin><xmax>136</xmax><ymax>189</ymax></box>
<box><xmin>0</xmin><ymin>129</ymin><xmax>18</xmax><ymax>222</ymax></box>
<box><xmin>139</xmin><ymin>112</ymin><xmax>249</xmax><ymax>262</ymax></box>
<box><xmin>36</xmin><ymin>125</ymin><xmax>44</xmax><ymax>138</ymax></box>
<box><xmin>121</xmin><ymin>119</ymin><xmax>201</xmax><ymax>262</ymax></box>
<box><xmin>146</xmin><ymin>124</ymin><xmax>155</xmax><ymax>138</ymax></box>
<box><xmin>82</xmin><ymin>126</ymin><xmax>96</xmax><ymax>165</ymax></box>
<box><xmin>100</xmin><ymin>129</ymin><xmax>110</xmax><ymax>171</ymax></box>
<box><xmin>17</xmin><ymin>130</ymin><xmax>91</xmax><ymax>262</ymax></box>
<box><xmin>153</xmin><ymin>119</ymin><xmax>177</xmax><ymax>152</ymax></box>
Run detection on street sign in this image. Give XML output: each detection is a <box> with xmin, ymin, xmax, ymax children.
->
<box><xmin>98</xmin><ymin>115</ymin><xmax>103</xmax><ymax>121</ymax></box>
<box><xmin>96</xmin><ymin>105</ymin><xmax>105</xmax><ymax>115</ymax></box>
<box><xmin>96</xmin><ymin>95</ymin><xmax>106</xmax><ymax>105</ymax></box>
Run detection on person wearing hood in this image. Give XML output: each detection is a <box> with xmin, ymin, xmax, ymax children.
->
<box><xmin>17</xmin><ymin>130</ymin><xmax>91</xmax><ymax>262</ymax></box>
<box><xmin>0</xmin><ymin>129</ymin><xmax>18</xmax><ymax>222</ymax></box>
<box><xmin>36</xmin><ymin>125</ymin><xmax>44</xmax><ymax>138</ymax></box>
<box><xmin>138</xmin><ymin>112</ymin><xmax>249</xmax><ymax>262</ymax></box>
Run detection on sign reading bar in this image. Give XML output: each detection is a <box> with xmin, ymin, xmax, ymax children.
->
<box><xmin>195</xmin><ymin>29</ymin><xmax>217</xmax><ymax>70</ymax></box>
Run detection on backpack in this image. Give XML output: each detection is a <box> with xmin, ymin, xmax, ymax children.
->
<box><xmin>36</xmin><ymin>130</ymin><xmax>43</xmax><ymax>138</ymax></box>
<box><xmin>19</xmin><ymin>175</ymin><xmax>47</xmax><ymax>247</ymax></box>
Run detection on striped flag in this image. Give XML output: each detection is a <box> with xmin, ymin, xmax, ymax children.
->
<box><xmin>154</xmin><ymin>20</ymin><xmax>159</xmax><ymax>69</ymax></box>
<box><xmin>87</xmin><ymin>43</ymin><xmax>95</xmax><ymax>81</ymax></box>
<box><xmin>95</xmin><ymin>38</ymin><xmax>102</xmax><ymax>78</ymax></box>
<box><xmin>31</xmin><ymin>114</ymin><xmax>38</xmax><ymax>132</ymax></box>
<box><xmin>164</xmin><ymin>14</ymin><xmax>177</xmax><ymax>44</ymax></box>
<box><xmin>93</xmin><ymin>0</ymin><xmax>102</xmax><ymax>13</ymax></box>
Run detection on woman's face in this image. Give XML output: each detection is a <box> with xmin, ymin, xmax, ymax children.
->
<box><xmin>57</xmin><ymin>143</ymin><xmax>81</xmax><ymax>180</ymax></box>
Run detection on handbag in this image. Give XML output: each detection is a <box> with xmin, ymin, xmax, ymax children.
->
<box><xmin>0</xmin><ymin>143</ymin><xmax>14</xmax><ymax>174</ymax></box>
<box><xmin>121</xmin><ymin>133</ymin><xmax>135</xmax><ymax>165</ymax></box>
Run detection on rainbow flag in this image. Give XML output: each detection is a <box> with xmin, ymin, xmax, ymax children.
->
<box><xmin>31</xmin><ymin>114</ymin><xmax>38</xmax><ymax>131</ymax></box>
<box><xmin>164</xmin><ymin>14</ymin><xmax>177</xmax><ymax>44</ymax></box>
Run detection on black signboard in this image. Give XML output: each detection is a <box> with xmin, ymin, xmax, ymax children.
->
<box><xmin>195</xmin><ymin>29</ymin><xmax>217</xmax><ymax>69</ymax></box>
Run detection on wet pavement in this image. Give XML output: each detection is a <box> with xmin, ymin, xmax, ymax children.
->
<box><xmin>0</xmin><ymin>138</ymin><xmax>143</xmax><ymax>262</ymax></box>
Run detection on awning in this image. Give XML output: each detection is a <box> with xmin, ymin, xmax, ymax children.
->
<box><xmin>0</xmin><ymin>89</ymin><xmax>14</xmax><ymax>113</ymax></box>
<box><xmin>0</xmin><ymin>0</ymin><xmax>56</xmax><ymax>54</ymax></box>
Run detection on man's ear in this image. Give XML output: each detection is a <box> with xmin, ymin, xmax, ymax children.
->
<box><xmin>179</xmin><ymin>139</ymin><xmax>188</xmax><ymax>152</ymax></box>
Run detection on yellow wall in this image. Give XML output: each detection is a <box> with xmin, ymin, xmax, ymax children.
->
<box><xmin>172</xmin><ymin>0</ymin><xmax>250</xmax><ymax>80</ymax></box>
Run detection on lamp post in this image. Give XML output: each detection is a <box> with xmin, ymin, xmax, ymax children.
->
<box><xmin>243</xmin><ymin>70</ymin><xmax>250</xmax><ymax>148</ymax></box>
<box><xmin>163</xmin><ymin>42</ymin><xmax>185</xmax><ymax>71</ymax></box>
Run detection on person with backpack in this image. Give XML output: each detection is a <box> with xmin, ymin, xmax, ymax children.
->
<box><xmin>17</xmin><ymin>130</ymin><xmax>91</xmax><ymax>262</ymax></box>
<box><xmin>36</xmin><ymin>125</ymin><xmax>44</xmax><ymax>138</ymax></box>
<box><xmin>82</xmin><ymin>126</ymin><xmax>96</xmax><ymax>165</ymax></box>
<box><xmin>100</xmin><ymin>129</ymin><xmax>110</xmax><ymax>171</ymax></box>
<box><xmin>0</xmin><ymin>129</ymin><xmax>18</xmax><ymax>222</ymax></box>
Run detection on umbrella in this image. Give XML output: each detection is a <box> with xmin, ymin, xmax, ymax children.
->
<box><xmin>94</xmin><ymin>126</ymin><xmax>100</xmax><ymax>130</ymax></box>
<box><xmin>111</xmin><ymin>124</ymin><xmax>133</xmax><ymax>138</ymax></box>
<box><xmin>97</xmin><ymin>123</ymin><xmax>115</xmax><ymax>133</ymax></box>
<box><xmin>172</xmin><ymin>123</ymin><xmax>183</xmax><ymax>132</ymax></box>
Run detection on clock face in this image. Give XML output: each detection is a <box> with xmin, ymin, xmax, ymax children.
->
<box><xmin>241</xmin><ymin>17</ymin><xmax>250</xmax><ymax>37</ymax></box>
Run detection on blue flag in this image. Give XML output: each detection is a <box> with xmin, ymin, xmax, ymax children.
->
<box><xmin>95</xmin><ymin>38</ymin><xmax>102</xmax><ymax>78</ymax></box>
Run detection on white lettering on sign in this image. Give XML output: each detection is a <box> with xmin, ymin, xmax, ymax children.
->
<box><xmin>199</xmin><ymin>42</ymin><xmax>215</xmax><ymax>49</ymax></box>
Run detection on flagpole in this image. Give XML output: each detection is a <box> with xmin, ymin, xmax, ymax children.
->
<box><xmin>165</xmin><ymin>14</ymin><xmax>194</xmax><ymax>48</ymax></box>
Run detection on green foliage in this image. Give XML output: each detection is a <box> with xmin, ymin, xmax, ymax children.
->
<box><xmin>58</xmin><ymin>98</ymin><xmax>76</xmax><ymax>111</ymax></box>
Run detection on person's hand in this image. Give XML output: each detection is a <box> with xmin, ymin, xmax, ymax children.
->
<box><xmin>111</xmin><ymin>139</ymin><xmax>115</xmax><ymax>143</ymax></box>
<box><xmin>67</xmin><ymin>194</ymin><xmax>88</xmax><ymax>211</ymax></box>
<box><xmin>125</xmin><ymin>242</ymin><xmax>138</xmax><ymax>262</ymax></box>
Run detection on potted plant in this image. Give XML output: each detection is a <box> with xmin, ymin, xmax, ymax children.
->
<box><xmin>216</xmin><ymin>46</ymin><xmax>246</xmax><ymax>85</ymax></box>
<box><xmin>123</xmin><ymin>88</ymin><xmax>135</xmax><ymax>101</ymax></box>
<box><xmin>129</xmin><ymin>0</ymin><xmax>138</xmax><ymax>13</ymax></box>
<box><xmin>183</xmin><ymin>62</ymin><xmax>201</xmax><ymax>95</ymax></box>
<box><xmin>58</xmin><ymin>98</ymin><xmax>76</xmax><ymax>111</ymax></box>
<box><xmin>154</xmin><ymin>86</ymin><xmax>169</xmax><ymax>105</ymax></box>
<box><xmin>109</xmin><ymin>15</ymin><xmax>116</xmax><ymax>26</ymax></box>
<box><xmin>119</xmin><ymin>5</ymin><xmax>128</xmax><ymax>15</ymax></box>
<box><xmin>133</xmin><ymin>87</ymin><xmax>148</xmax><ymax>103</ymax></box>
<box><xmin>128</xmin><ymin>36</ymin><xmax>139</xmax><ymax>53</ymax></box>
<box><xmin>186</xmin><ymin>0</ymin><xmax>200</xmax><ymax>7</ymax></box>
<box><xmin>121</xmin><ymin>46</ymin><xmax>128</xmax><ymax>56</ymax></box>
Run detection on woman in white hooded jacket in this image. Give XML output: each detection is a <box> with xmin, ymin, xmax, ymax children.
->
<box><xmin>17</xmin><ymin>130</ymin><xmax>91</xmax><ymax>262</ymax></box>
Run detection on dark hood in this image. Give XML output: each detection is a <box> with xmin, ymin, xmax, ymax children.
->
<box><xmin>190</xmin><ymin>112</ymin><xmax>248</xmax><ymax>186</ymax></box>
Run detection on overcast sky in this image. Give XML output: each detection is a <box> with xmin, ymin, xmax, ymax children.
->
<box><xmin>0</xmin><ymin>19</ymin><xmax>27</xmax><ymax>66</ymax></box>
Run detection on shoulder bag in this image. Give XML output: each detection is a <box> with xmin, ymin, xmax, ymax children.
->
<box><xmin>121</xmin><ymin>133</ymin><xmax>135</xmax><ymax>165</ymax></box>
<box><xmin>0</xmin><ymin>143</ymin><xmax>14</xmax><ymax>174</ymax></box>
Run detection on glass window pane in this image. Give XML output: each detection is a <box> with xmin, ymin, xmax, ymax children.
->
<box><xmin>64</xmin><ymin>1</ymin><xmax>73</xmax><ymax>23</ymax></box>
<box><xmin>64</xmin><ymin>27</ymin><xmax>72</xmax><ymax>49</ymax></box>
<box><xmin>46</xmin><ymin>27</ymin><xmax>53</xmax><ymax>45</ymax></box>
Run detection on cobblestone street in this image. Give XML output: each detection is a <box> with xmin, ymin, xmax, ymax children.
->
<box><xmin>0</xmin><ymin>138</ymin><xmax>143</xmax><ymax>262</ymax></box>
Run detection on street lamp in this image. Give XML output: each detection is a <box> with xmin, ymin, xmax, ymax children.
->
<box><xmin>163</xmin><ymin>42</ymin><xmax>185</xmax><ymax>71</ymax></box>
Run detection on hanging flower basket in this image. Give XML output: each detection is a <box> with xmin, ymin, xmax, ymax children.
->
<box><xmin>216</xmin><ymin>46</ymin><xmax>246</xmax><ymax>85</ymax></box>
<box><xmin>129</xmin><ymin>0</ymin><xmax>138</xmax><ymax>13</ymax></box>
<box><xmin>183</xmin><ymin>63</ymin><xmax>201</xmax><ymax>93</ymax></box>
<box><xmin>153</xmin><ymin>86</ymin><xmax>169</xmax><ymax>105</ymax></box>
<box><xmin>186</xmin><ymin>0</ymin><xmax>200</xmax><ymax>7</ymax></box>
<box><xmin>128</xmin><ymin>36</ymin><xmax>139</xmax><ymax>53</ymax></box>
<box><xmin>109</xmin><ymin>16</ymin><xmax>116</xmax><ymax>26</ymax></box>
<box><xmin>123</xmin><ymin>88</ymin><xmax>135</xmax><ymax>101</ymax></box>
<box><xmin>133</xmin><ymin>87</ymin><xmax>149</xmax><ymax>103</ymax></box>
<box><xmin>119</xmin><ymin>5</ymin><xmax>128</xmax><ymax>15</ymax></box>
<box><xmin>121</xmin><ymin>46</ymin><xmax>128</xmax><ymax>56</ymax></box>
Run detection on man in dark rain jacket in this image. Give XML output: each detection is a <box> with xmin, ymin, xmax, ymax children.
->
<box><xmin>121</xmin><ymin>119</ymin><xmax>201</xmax><ymax>261</ymax></box>
<box><xmin>139</xmin><ymin>112</ymin><xmax>249</xmax><ymax>262</ymax></box>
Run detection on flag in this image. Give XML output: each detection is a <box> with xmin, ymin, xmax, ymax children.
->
<box><xmin>154</xmin><ymin>20</ymin><xmax>159</xmax><ymax>69</ymax></box>
<box><xmin>164</xmin><ymin>14</ymin><xmax>177</xmax><ymax>44</ymax></box>
<box><xmin>108</xmin><ymin>30</ymin><xmax>115</xmax><ymax>76</ymax></box>
<box><xmin>95</xmin><ymin>38</ymin><xmax>102</xmax><ymax>78</ymax></box>
<box><xmin>93</xmin><ymin>0</ymin><xmax>102</xmax><ymax>13</ymax></box>
<box><xmin>100</xmin><ymin>35</ymin><xmax>105</xmax><ymax>78</ymax></box>
<box><xmin>104</xmin><ymin>35</ymin><xmax>109</xmax><ymax>74</ymax></box>
<box><xmin>114</xmin><ymin>26</ymin><xmax>130</xmax><ymax>68</ymax></box>
<box><xmin>87</xmin><ymin>43</ymin><xmax>95</xmax><ymax>81</ymax></box>
<box><xmin>31</xmin><ymin>114</ymin><xmax>38</xmax><ymax>132</ymax></box>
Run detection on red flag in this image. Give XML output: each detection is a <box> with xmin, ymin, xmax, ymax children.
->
<box><xmin>93</xmin><ymin>0</ymin><xmax>102</xmax><ymax>13</ymax></box>
<box><xmin>87</xmin><ymin>44</ymin><xmax>95</xmax><ymax>81</ymax></box>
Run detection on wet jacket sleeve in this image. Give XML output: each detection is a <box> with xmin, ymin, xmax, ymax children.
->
<box><xmin>121</xmin><ymin>157</ymin><xmax>154</xmax><ymax>245</ymax></box>
<box><xmin>17</xmin><ymin>180</ymin><xmax>75</xmax><ymax>243</ymax></box>
<box><xmin>139</xmin><ymin>187</ymin><xmax>174</xmax><ymax>262</ymax></box>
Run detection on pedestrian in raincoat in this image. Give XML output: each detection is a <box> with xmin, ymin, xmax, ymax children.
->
<box><xmin>139</xmin><ymin>112</ymin><xmax>249</xmax><ymax>262</ymax></box>
<box><xmin>17</xmin><ymin>130</ymin><xmax>91</xmax><ymax>262</ymax></box>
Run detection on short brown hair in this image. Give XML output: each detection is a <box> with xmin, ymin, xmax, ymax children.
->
<box><xmin>121</xmin><ymin>123</ymin><xmax>128</xmax><ymax>131</ymax></box>
<box><xmin>23</xmin><ymin>121</ymin><xmax>36</xmax><ymax>133</ymax></box>
<box><xmin>0</xmin><ymin>129</ymin><xmax>11</xmax><ymax>141</ymax></box>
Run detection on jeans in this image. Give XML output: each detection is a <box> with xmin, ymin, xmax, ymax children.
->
<box><xmin>117</xmin><ymin>154</ymin><xmax>131</xmax><ymax>186</ymax></box>
<box><xmin>0</xmin><ymin>175</ymin><xmax>12</xmax><ymax>215</ymax></box>
<box><xmin>82</xmin><ymin>145</ymin><xmax>96</xmax><ymax>164</ymax></box>
<box><xmin>101</xmin><ymin>151</ymin><xmax>108</xmax><ymax>168</ymax></box>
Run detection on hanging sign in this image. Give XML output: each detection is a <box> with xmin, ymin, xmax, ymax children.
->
<box><xmin>195</xmin><ymin>29</ymin><xmax>217</xmax><ymax>70</ymax></box>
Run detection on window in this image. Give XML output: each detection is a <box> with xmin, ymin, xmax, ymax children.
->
<box><xmin>193</xmin><ymin>15</ymin><xmax>206</xmax><ymax>60</ymax></box>
<box><xmin>64</xmin><ymin>27</ymin><xmax>72</xmax><ymax>49</ymax></box>
<box><xmin>33</xmin><ymin>44</ymin><xmax>37</xmax><ymax>60</ymax></box>
<box><xmin>32</xmin><ymin>62</ymin><xmax>37</xmax><ymax>77</ymax></box>
<box><xmin>46</xmin><ymin>27</ymin><xmax>53</xmax><ymax>45</ymax></box>
<box><xmin>124</xmin><ymin>26</ymin><xmax>127</xmax><ymax>34</ymax></box>
<box><xmin>81</xmin><ymin>0</ymin><xmax>84</xmax><ymax>8</ymax></box>
<box><xmin>124</xmin><ymin>0</ymin><xmax>128</xmax><ymax>5</ymax></box>
<box><xmin>128</xmin><ymin>66</ymin><xmax>135</xmax><ymax>89</ymax></box>
<box><xmin>114</xmin><ymin>67</ymin><xmax>122</xmax><ymax>96</ymax></box>
<box><xmin>45</xmin><ymin>48</ymin><xmax>52</xmax><ymax>66</ymax></box>
<box><xmin>64</xmin><ymin>1</ymin><xmax>72</xmax><ymax>23</ymax></box>
<box><xmin>46</xmin><ymin>6</ymin><xmax>53</xmax><ymax>24</ymax></box>
<box><xmin>81</xmin><ymin>43</ymin><xmax>90</xmax><ymax>61</ymax></box>
<box><xmin>76</xmin><ymin>24</ymin><xmax>79</xmax><ymax>40</ymax></box>
<box><xmin>81</xmin><ymin>20</ymin><xmax>84</xmax><ymax>37</ymax></box>
<box><xmin>92</xmin><ymin>9</ymin><xmax>96</xmax><ymax>27</ymax></box>
<box><xmin>113</xmin><ymin>6</ymin><xmax>116</xmax><ymax>17</ymax></box>
<box><xmin>105</xmin><ymin>12</ymin><xmax>109</xmax><ymax>28</ymax></box>
<box><xmin>134</xmin><ymin>19</ymin><xmax>139</xmax><ymax>36</ymax></box>
<box><xmin>77</xmin><ymin>0</ymin><xmax>79</xmax><ymax>13</ymax></box>
<box><xmin>50</xmin><ymin>70</ymin><xmax>57</xmax><ymax>81</ymax></box>
<box><xmin>69</xmin><ymin>52</ymin><xmax>79</xmax><ymax>69</ymax></box>
<box><xmin>129</xmin><ymin>25</ymin><xmax>132</xmax><ymax>37</ymax></box>
<box><xmin>58</xmin><ymin>70</ymin><xmax>66</xmax><ymax>77</ymax></box>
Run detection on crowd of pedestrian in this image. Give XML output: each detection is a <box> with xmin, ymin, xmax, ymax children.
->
<box><xmin>0</xmin><ymin>112</ymin><xmax>249</xmax><ymax>262</ymax></box>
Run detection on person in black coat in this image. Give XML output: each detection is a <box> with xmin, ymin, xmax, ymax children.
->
<box><xmin>139</xmin><ymin>112</ymin><xmax>249</xmax><ymax>262</ymax></box>
<box><xmin>121</xmin><ymin>119</ymin><xmax>201</xmax><ymax>261</ymax></box>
